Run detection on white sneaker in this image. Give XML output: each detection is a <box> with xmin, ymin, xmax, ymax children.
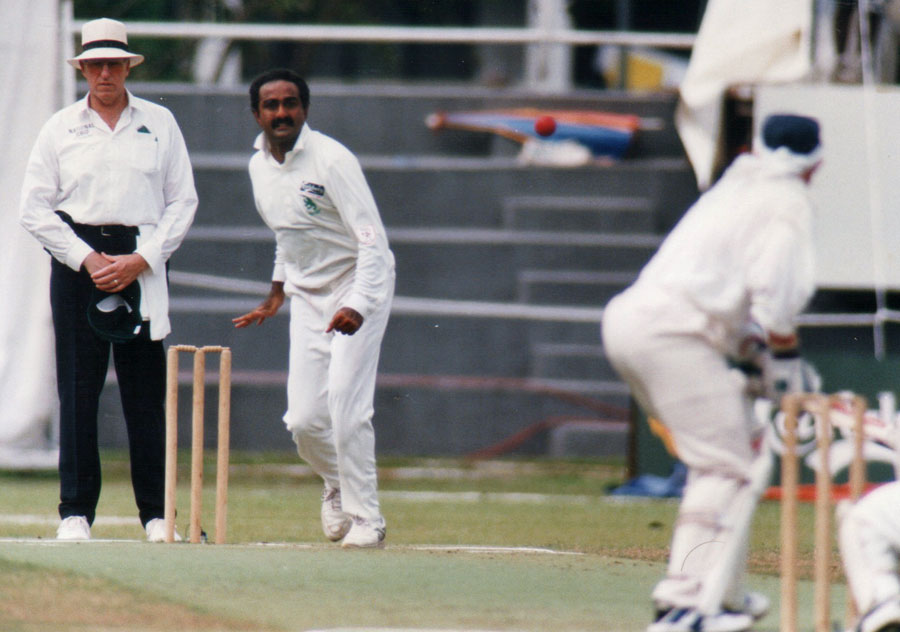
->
<box><xmin>145</xmin><ymin>518</ymin><xmax>182</xmax><ymax>542</ymax></box>
<box><xmin>56</xmin><ymin>516</ymin><xmax>91</xmax><ymax>541</ymax></box>
<box><xmin>724</xmin><ymin>591</ymin><xmax>769</xmax><ymax>621</ymax></box>
<box><xmin>321</xmin><ymin>486</ymin><xmax>352</xmax><ymax>542</ymax></box>
<box><xmin>647</xmin><ymin>608</ymin><xmax>753</xmax><ymax>632</ymax></box>
<box><xmin>858</xmin><ymin>597</ymin><xmax>900</xmax><ymax>632</ymax></box>
<box><xmin>340</xmin><ymin>516</ymin><xmax>386</xmax><ymax>549</ymax></box>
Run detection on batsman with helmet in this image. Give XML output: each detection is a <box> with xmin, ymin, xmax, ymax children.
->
<box><xmin>602</xmin><ymin>113</ymin><xmax>823</xmax><ymax>632</ymax></box>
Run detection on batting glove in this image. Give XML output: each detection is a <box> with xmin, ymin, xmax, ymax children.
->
<box><xmin>732</xmin><ymin>321</ymin><xmax>768</xmax><ymax>397</ymax></box>
<box><xmin>763</xmin><ymin>352</ymin><xmax>821</xmax><ymax>401</ymax></box>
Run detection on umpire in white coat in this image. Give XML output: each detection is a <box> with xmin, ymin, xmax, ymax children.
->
<box><xmin>234</xmin><ymin>68</ymin><xmax>395</xmax><ymax>549</ymax></box>
<box><xmin>19</xmin><ymin>18</ymin><xmax>197</xmax><ymax>542</ymax></box>
<box><xmin>602</xmin><ymin>114</ymin><xmax>822</xmax><ymax>632</ymax></box>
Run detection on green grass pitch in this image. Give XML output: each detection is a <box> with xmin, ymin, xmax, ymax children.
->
<box><xmin>0</xmin><ymin>452</ymin><xmax>845</xmax><ymax>631</ymax></box>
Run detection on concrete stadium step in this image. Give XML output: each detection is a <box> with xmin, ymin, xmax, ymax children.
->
<box><xmin>133</xmin><ymin>81</ymin><xmax>684</xmax><ymax>158</ymax></box>
<box><xmin>390</xmin><ymin>234</ymin><xmax>655</xmax><ymax>301</ymax></box>
<box><xmin>189</xmin><ymin>155</ymin><xmax>696</xmax><ymax>230</ymax></box>
<box><xmin>516</xmin><ymin>269</ymin><xmax>637</xmax><ymax>305</ymax></box>
<box><xmin>170</xmin><ymin>228</ymin><xmax>660</xmax><ymax>302</ymax></box>
<box><xmin>501</xmin><ymin>195</ymin><xmax>655</xmax><ymax>232</ymax></box>
<box><xmin>530</xmin><ymin>342</ymin><xmax>621</xmax><ymax>381</ymax></box>
<box><xmin>99</xmin><ymin>375</ymin><xmax>291</xmax><ymax>452</ymax></box>
<box><xmin>547</xmin><ymin>420</ymin><xmax>629</xmax><ymax>458</ymax></box>
<box><xmin>166</xmin><ymin>305</ymin><xmax>606</xmax><ymax>377</ymax></box>
<box><xmin>97</xmin><ymin>368</ymin><xmax>628</xmax><ymax>456</ymax></box>
<box><xmin>373</xmin><ymin>378</ymin><xmax>629</xmax><ymax>456</ymax></box>
<box><xmin>167</xmin><ymin>302</ymin><xmax>288</xmax><ymax>372</ymax></box>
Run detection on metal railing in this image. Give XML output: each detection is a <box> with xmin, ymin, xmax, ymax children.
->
<box><xmin>59</xmin><ymin>0</ymin><xmax>694</xmax><ymax>102</ymax></box>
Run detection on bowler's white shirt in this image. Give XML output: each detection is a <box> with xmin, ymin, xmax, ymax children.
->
<box><xmin>627</xmin><ymin>152</ymin><xmax>816</xmax><ymax>354</ymax></box>
<box><xmin>19</xmin><ymin>91</ymin><xmax>198</xmax><ymax>340</ymax></box>
<box><xmin>249</xmin><ymin>124</ymin><xmax>394</xmax><ymax>319</ymax></box>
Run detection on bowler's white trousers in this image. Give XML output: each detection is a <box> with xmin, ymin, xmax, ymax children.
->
<box><xmin>283</xmin><ymin>276</ymin><xmax>394</xmax><ymax>522</ymax></box>
<box><xmin>602</xmin><ymin>289</ymin><xmax>759</xmax><ymax>610</ymax></box>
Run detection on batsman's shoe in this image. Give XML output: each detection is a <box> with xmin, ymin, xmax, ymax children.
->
<box><xmin>340</xmin><ymin>516</ymin><xmax>386</xmax><ymax>549</ymax></box>
<box><xmin>144</xmin><ymin>518</ymin><xmax>182</xmax><ymax>542</ymax></box>
<box><xmin>647</xmin><ymin>607</ymin><xmax>753</xmax><ymax>632</ymax></box>
<box><xmin>57</xmin><ymin>515</ymin><xmax>91</xmax><ymax>541</ymax></box>
<box><xmin>656</xmin><ymin>592</ymin><xmax>769</xmax><ymax>625</ymax></box>
<box><xmin>321</xmin><ymin>486</ymin><xmax>352</xmax><ymax>542</ymax></box>
<box><xmin>857</xmin><ymin>597</ymin><xmax>900</xmax><ymax>632</ymax></box>
<box><xmin>724</xmin><ymin>591</ymin><xmax>769</xmax><ymax>621</ymax></box>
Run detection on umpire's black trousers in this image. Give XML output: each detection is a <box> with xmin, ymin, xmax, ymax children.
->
<box><xmin>49</xmin><ymin>228</ymin><xmax>166</xmax><ymax>528</ymax></box>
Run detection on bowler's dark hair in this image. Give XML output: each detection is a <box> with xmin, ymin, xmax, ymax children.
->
<box><xmin>249</xmin><ymin>69</ymin><xmax>310</xmax><ymax>113</ymax></box>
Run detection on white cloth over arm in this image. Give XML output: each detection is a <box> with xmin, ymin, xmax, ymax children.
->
<box><xmin>676</xmin><ymin>0</ymin><xmax>813</xmax><ymax>190</ymax></box>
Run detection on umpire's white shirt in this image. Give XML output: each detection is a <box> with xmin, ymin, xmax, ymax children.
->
<box><xmin>19</xmin><ymin>91</ymin><xmax>198</xmax><ymax>340</ymax></box>
<box><xmin>248</xmin><ymin>124</ymin><xmax>395</xmax><ymax>315</ymax></box>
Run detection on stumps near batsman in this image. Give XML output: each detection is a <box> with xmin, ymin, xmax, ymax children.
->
<box><xmin>779</xmin><ymin>392</ymin><xmax>867</xmax><ymax>632</ymax></box>
<box><xmin>164</xmin><ymin>345</ymin><xmax>232</xmax><ymax>544</ymax></box>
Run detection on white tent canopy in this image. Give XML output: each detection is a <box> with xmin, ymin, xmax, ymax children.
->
<box><xmin>0</xmin><ymin>0</ymin><xmax>60</xmax><ymax>468</ymax></box>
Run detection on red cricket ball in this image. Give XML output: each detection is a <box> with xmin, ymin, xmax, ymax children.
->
<box><xmin>534</xmin><ymin>115</ymin><xmax>556</xmax><ymax>137</ymax></box>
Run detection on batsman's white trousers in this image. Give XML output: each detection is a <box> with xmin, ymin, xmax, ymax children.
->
<box><xmin>602</xmin><ymin>290</ymin><xmax>758</xmax><ymax>610</ymax></box>
<box><xmin>283</xmin><ymin>278</ymin><xmax>393</xmax><ymax>522</ymax></box>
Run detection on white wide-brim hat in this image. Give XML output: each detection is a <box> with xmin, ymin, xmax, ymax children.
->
<box><xmin>67</xmin><ymin>18</ymin><xmax>144</xmax><ymax>69</ymax></box>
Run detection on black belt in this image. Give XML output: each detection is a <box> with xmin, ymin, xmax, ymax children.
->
<box><xmin>56</xmin><ymin>210</ymin><xmax>139</xmax><ymax>238</ymax></box>
<box><xmin>56</xmin><ymin>210</ymin><xmax>139</xmax><ymax>255</ymax></box>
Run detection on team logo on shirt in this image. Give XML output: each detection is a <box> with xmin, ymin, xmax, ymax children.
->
<box><xmin>301</xmin><ymin>181</ymin><xmax>325</xmax><ymax>197</ymax></box>
<box><xmin>303</xmin><ymin>197</ymin><xmax>321</xmax><ymax>216</ymax></box>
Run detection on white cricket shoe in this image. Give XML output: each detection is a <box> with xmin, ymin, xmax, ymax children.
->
<box><xmin>145</xmin><ymin>518</ymin><xmax>182</xmax><ymax>542</ymax></box>
<box><xmin>321</xmin><ymin>486</ymin><xmax>352</xmax><ymax>542</ymax></box>
<box><xmin>723</xmin><ymin>591</ymin><xmax>770</xmax><ymax>621</ymax></box>
<box><xmin>340</xmin><ymin>516</ymin><xmax>386</xmax><ymax>549</ymax></box>
<box><xmin>647</xmin><ymin>608</ymin><xmax>753</xmax><ymax>632</ymax></box>
<box><xmin>56</xmin><ymin>516</ymin><xmax>91</xmax><ymax>541</ymax></box>
<box><xmin>857</xmin><ymin>597</ymin><xmax>900</xmax><ymax>632</ymax></box>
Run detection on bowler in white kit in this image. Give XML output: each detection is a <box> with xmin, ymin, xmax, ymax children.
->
<box><xmin>233</xmin><ymin>68</ymin><xmax>395</xmax><ymax>548</ymax></box>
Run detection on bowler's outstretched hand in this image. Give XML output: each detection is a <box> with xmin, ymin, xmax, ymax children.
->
<box><xmin>233</xmin><ymin>281</ymin><xmax>285</xmax><ymax>328</ymax></box>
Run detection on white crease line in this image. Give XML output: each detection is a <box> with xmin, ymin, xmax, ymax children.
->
<box><xmin>0</xmin><ymin>515</ymin><xmax>140</xmax><ymax>527</ymax></box>
<box><xmin>0</xmin><ymin>538</ymin><xmax>143</xmax><ymax>545</ymax></box>
<box><xmin>247</xmin><ymin>542</ymin><xmax>581</xmax><ymax>556</ymax></box>
<box><xmin>408</xmin><ymin>545</ymin><xmax>582</xmax><ymax>556</ymax></box>
<box><xmin>381</xmin><ymin>490</ymin><xmax>595</xmax><ymax>504</ymax></box>
<box><xmin>0</xmin><ymin>538</ymin><xmax>581</xmax><ymax>556</ymax></box>
<box><xmin>306</xmin><ymin>629</ymin><xmax>510</xmax><ymax>632</ymax></box>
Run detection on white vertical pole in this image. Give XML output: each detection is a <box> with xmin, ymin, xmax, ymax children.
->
<box><xmin>881</xmin><ymin>391</ymin><xmax>900</xmax><ymax>480</ymax></box>
<box><xmin>59</xmin><ymin>0</ymin><xmax>76</xmax><ymax>107</ymax></box>
<box><xmin>857</xmin><ymin>0</ymin><xmax>888</xmax><ymax>359</ymax></box>
<box><xmin>524</xmin><ymin>0</ymin><xmax>572</xmax><ymax>93</ymax></box>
